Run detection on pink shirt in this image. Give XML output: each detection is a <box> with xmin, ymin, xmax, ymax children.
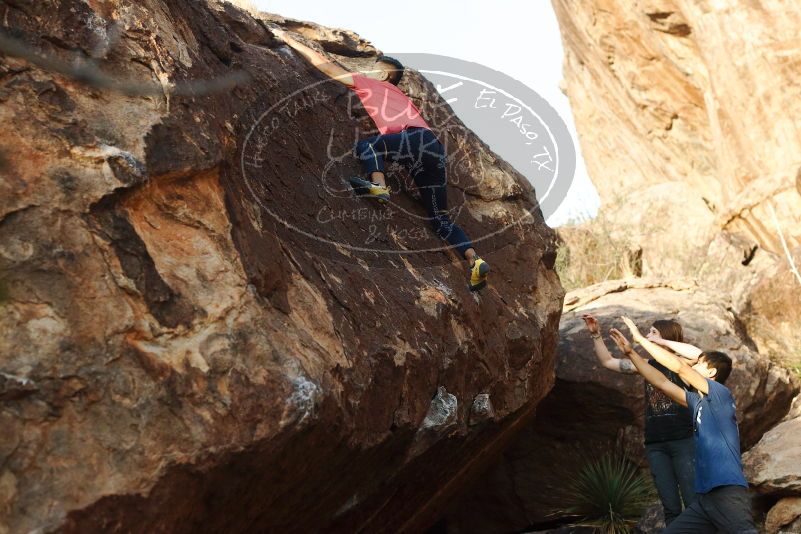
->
<box><xmin>350</xmin><ymin>72</ymin><xmax>430</xmax><ymax>135</ymax></box>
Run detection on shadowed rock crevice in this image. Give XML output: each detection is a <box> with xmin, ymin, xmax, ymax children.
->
<box><xmin>88</xmin><ymin>206</ymin><xmax>201</xmax><ymax>329</ymax></box>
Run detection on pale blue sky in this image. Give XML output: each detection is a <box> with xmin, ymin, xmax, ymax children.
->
<box><xmin>251</xmin><ymin>0</ymin><xmax>599</xmax><ymax>225</ymax></box>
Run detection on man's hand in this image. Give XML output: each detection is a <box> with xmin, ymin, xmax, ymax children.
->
<box><xmin>581</xmin><ymin>314</ymin><xmax>601</xmax><ymax>336</ymax></box>
<box><xmin>613</xmin><ymin>328</ymin><xmax>689</xmax><ymax>407</ymax></box>
<box><xmin>620</xmin><ymin>316</ymin><xmax>644</xmax><ymax>342</ymax></box>
<box><xmin>609</xmin><ymin>328</ymin><xmax>634</xmax><ymax>356</ymax></box>
<box><xmin>609</xmin><ymin>328</ymin><xmax>638</xmax><ymax>373</ymax></box>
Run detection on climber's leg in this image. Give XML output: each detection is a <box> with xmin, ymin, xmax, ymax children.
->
<box><xmin>354</xmin><ymin>132</ymin><xmax>405</xmax><ymax>185</ymax></box>
<box><xmin>408</xmin><ymin>131</ymin><xmax>472</xmax><ymax>254</ymax></box>
<box><xmin>408</xmin><ymin>128</ymin><xmax>490</xmax><ymax>291</ymax></box>
<box><xmin>351</xmin><ymin>132</ymin><xmax>407</xmax><ymax>202</ymax></box>
<box><xmin>354</xmin><ymin>135</ymin><xmax>386</xmax><ymax>179</ymax></box>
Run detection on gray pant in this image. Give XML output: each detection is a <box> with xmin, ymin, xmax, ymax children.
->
<box><xmin>664</xmin><ymin>485</ymin><xmax>757</xmax><ymax>533</ymax></box>
<box><xmin>645</xmin><ymin>436</ymin><xmax>696</xmax><ymax>524</ymax></box>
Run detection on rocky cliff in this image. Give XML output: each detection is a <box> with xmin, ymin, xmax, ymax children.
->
<box><xmin>438</xmin><ymin>1</ymin><xmax>801</xmax><ymax>529</ymax></box>
<box><xmin>552</xmin><ymin>0</ymin><xmax>801</xmax><ymax>257</ymax></box>
<box><xmin>551</xmin><ymin>0</ymin><xmax>801</xmax><ymax>362</ymax></box>
<box><xmin>0</xmin><ymin>1</ymin><xmax>563</xmax><ymax>532</ymax></box>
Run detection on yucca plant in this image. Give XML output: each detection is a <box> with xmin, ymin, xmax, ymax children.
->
<box><xmin>554</xmin><ymin>451</ymin><xmax>655</xmax><ymax>534</ymax></box>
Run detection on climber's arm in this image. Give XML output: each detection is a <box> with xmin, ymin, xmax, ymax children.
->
<box><xmin>271</xmin><ymin>26</ymin><xmax>354</xmax><ymax>86</ymax></box>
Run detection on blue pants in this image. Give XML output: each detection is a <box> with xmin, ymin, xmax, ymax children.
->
<box><xmin>354</xmin><ymin>127</ymin><xmax>473</xmax><ymax>257</ymax></box>
<box><xmin>645</xmin><ymin>437</ymin><xmax>697</xmax><ymax>525</ymax></box>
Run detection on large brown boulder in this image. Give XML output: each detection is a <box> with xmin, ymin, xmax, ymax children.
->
<box><xmin>0</xmin><ymin>2</ymin><xmax>563</xmax><ymax>532</ymax></box>
<box><xmin>438</xmin><ymin>280</ymin><xmax>798</xmax><ymax>533</ymax></box>
<box><xmin>735</xmin><ymin>247</ymin><xmax>801</xmax><ymax>366</ymax></box>
<box><xmin>743</xmin><ymin>412</ymin><xmax>801</xmax><ymax>533</ymax></box>
<box><xmin>763</xmin><ymin>497</ymin><xmax>801</xmax><ymax>534</ymax></box>
<box><xmin>743</xmin><ymin>417</ymin><xmax>801</xmax><ymax>496</ymax></box>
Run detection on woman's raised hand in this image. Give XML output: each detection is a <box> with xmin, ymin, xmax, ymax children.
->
<box><xmin>580</xmin><ymin>314</ymin><xmax>600</xmax><ymax>335</ymax></box>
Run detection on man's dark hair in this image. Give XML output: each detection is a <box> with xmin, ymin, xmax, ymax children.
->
<box><xmin>700</xmin><ymin>351</ymin><xmax>733</xmax><ymax>384</ymax></box>
<box><xmin>376</xmin><ymin>55</ymin><xmax>404</xmax><ymax>85</ymax></box>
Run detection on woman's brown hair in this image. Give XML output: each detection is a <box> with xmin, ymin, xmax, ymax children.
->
<box><xmin>652</xmin><ymin>319</ymin><xmax>684</xmax><ymax>343</ymax></box>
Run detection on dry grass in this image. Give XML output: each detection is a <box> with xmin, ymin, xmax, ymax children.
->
<box><xmin>555</xmin><ymin>211</ymin><xmax>641</xmax><ymax>292</ymax></box>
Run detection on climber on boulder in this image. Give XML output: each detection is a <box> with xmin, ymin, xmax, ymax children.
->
<box><xmin>270</xmin><ymin>26</ymin><xmax>490</xmax><ymax>292</ymax></box>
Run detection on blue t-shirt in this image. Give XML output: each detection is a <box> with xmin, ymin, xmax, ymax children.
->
<box><xmin>686</xmin><ymin>379</ymin><xmax>748</xmax><ymax>494</ymax></box>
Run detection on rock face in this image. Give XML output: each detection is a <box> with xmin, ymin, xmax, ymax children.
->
<box><xmin>550</xmin><ymin>0</ymin><xmax>801</xmax><ymax>364</ymax></box>
<box><xmin>743</xmin><ymin>414</ymin><xmax>801</xmax><ymax>533</ymax></box>
<box><xmin>439</xmin><ymin>280</ymin><xmax>798</xmax><ymax>533</ymax></box>
<box><xmin>743</xmin><ymin>417</ymin><xmax>801</xmax><ymax>496</ymax></box>
<box><xmin>764</xmin><ymin>497</ymin><xmax>801</xmax><ymax>534</ymax></box>
<box><xmin>551</xmin><ymin>0</ymin><xmax>801</xmax><ymax>260</ymax></box>
<box><xmin>735</xmin><ymin>247</ymin><xmax>801</xmax><ymax>365</ymax></box>
<box><xmin>0</xmin><ymin>2</ymin><xmax>563</xmax><ymax>532</ymax></box>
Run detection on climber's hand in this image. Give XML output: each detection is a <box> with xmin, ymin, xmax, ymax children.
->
<box><xmin>580</xmin><ymin>314</ymin><xmax>600</xmax><ymax>335</ymax></box>
<box><xmin>609</xmin><ymin>328</ymin><xmax>634</xmax><ymax>356</ymax></box>
<box><xmin>264</xmin><ymin>24</ymin><xmax>353</xmax><ymax>86</ymax></box>
<box><xmin>268</xmin><ymin>24</ymin><xmax>288</xmax><ymax>42</ymax></box>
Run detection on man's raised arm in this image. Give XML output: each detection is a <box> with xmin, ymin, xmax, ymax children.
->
<box><xmin>270</xmin><ymin>26</ymin><xmax>354</xmax><ymax>86</ymax></box>
<box><xmin>609</xmin><ymin>328</ymin><xmax>688</xmax><ymax>407</ymax></box>
<box><xmin>621</xmin><ymin>316</ymin><xmax>709</xmax><ymax>394</ymax></box>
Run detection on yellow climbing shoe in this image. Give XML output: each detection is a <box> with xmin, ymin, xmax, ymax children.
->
<box><xmin>469</xmin><ymin>257</ymin><xmax>490</xmax><ymax>292</ymax></box>
<box><xmin>349</xmin><ymin>177</ymin><xmax>390</xmax><ymax>203</ymax></box>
